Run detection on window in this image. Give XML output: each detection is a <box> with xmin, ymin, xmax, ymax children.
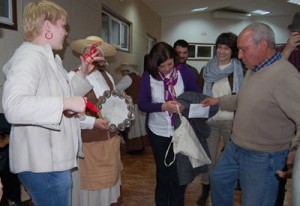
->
<box><xmin>188</xmin><ymin>43</ymin><xmax>215</xmax><ymax>61</ymax></box>
<box><xmin>147</xmin><ymin>35</ymin><xmax>156</xmax><ymax>53</ymax></box>
<box><xmin>102</xmin><ymin>10</ymin><xmax>129</xmax><ymax>52</ymax></box>
<box><xmin>0</xmin><ymin>0</ymin><xmax>17</xmax><ymax>30</ymax></box>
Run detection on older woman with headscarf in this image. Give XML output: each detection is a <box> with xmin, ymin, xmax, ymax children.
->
<box><xmin>71</xmin><ymin>36</ymin><xmax>122</xmax><ymax>206</ymax></box>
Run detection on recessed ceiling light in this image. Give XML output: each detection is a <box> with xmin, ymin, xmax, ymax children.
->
<box><xmin>251</xmin><ymin>10</ymin><xmax>270</xmax><ymax>15</ymax></box>
<box><xmin>191</xmin><ymin>7</ymin><xmax>208</xmax><ymax>12</ymax></box>
<box><xmin>287</xmin><ymin>0</ymin><xmax>300</xmax><ymax>5</ymax></box>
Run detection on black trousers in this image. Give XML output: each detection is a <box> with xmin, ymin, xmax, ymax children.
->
<box><xmin>148</xmin><ymin>129</ymin><xmax>186</xmax><ymax>206</ymax></box>
<box><xmin>0</xmin><ymin>145</ymin><xmax>21</xmax><ymax>205</ymax></box>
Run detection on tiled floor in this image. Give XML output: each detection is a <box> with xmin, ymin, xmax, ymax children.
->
<box><xmin>120</xmin><ymin>145</ymin><xmax>242</xmax><ymax>206</ymax></box>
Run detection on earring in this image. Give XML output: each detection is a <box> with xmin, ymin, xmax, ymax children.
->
<box><xmin>45</xmin><ymin>32</ymin><xmax>53</xmax><ymax>40</ymax></box>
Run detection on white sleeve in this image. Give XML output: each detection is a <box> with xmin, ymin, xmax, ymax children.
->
<box><xmin>115</xmin><ymin>75</ymin><xmax>132</xmax><ymax>92</ymax></box>
<box><xmin>79</xmin><ymin>115</ymin><xmax>96</xmax><ymax>129</ymax></box>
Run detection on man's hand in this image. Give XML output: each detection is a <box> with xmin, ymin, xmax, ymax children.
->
<box><xmin>276</xmin><ymin>150</ymin><xmax>297</xmax><ymax>179</ymax></box>
<box><xmin>200</xmin><ymin>97</ymin><xmax>220</xmax><ymax>107</ymax></box>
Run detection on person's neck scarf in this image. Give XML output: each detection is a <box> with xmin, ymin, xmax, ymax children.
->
<box><xmin>202</xmin><ymin>57</ymin><xmax>244</xmax><ymax>96</ymax></box>
<box><xmin>159</xmin><ymin>67</ymin><xmax>179</xmax><ymax>126</ymax></box>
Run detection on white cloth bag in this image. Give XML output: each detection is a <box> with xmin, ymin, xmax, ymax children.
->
<box><xmin>164</xmin><ymin>105</ymin><xmax>211</xmax><ymax>168</ymax></box>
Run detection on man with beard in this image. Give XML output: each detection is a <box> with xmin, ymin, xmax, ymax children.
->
<box><xmin>174</xmin><ymin>39</ymin><xmax>199</xmax><ymax>78</ymax></box>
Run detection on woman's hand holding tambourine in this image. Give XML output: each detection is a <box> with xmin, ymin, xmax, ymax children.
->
<box><xmin>94</xmin><ymin>118</ymin><xmax>110</xmax><ymax>130</ymax></box>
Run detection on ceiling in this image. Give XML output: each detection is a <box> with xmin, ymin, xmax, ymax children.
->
<box><xmin>140</xmin><ymin>0</ymin><xmax>300</xmax><ymax>18</ymax></box>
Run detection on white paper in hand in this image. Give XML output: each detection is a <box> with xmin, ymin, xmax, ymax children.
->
<box><xmin>188</xmin><ymin>104</ymin><xmax>210</xmax><ymax>118</ymax></box>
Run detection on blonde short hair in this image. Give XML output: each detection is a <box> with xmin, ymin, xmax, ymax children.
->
<box><xmin>23</xmin><ymin>0</ymin><xmax>67</xmax><ymax>41</ymax></box>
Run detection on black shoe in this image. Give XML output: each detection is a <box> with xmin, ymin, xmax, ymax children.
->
<box><xmin>197</xmin><ymin>184</ymin><xmax>210</xmax><ymax>206</ymax></box>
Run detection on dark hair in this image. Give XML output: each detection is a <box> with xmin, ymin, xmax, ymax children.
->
<box><xmin>215</xmin><ymin>32</ymin><xmax>238</xmax><ymax>58</ymax></box>
<box><xmin>148</xmin><ymin>42</ymin><xmax>179</xmax><ymax>80</ymax></box>
<box><xmin>173</xmin><ymin>39</ymin><xmax>189</xmax><ymax>49</ymax></box>
<box><xmin>144</xmin><ymin>54</ymin><xmax>149</xmax><ymax>72</ymax></box>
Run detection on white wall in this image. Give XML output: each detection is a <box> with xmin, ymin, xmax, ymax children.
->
<box><xmin>0</xmin><ymin>0</ymin><xmax>24</xmax><ymax>113</ymax></box>
<box><xmin>0</xmin><ymin>1</ymin><xmax>295</xmax><ymax>113</ymax></box>
<box><xmin>0</xmin><ymin>0</ymin><xmax>160</xmax><ymax>113</ymax></box>
<box><xmin>161</xmin><ymin>12</ymin><xmax>293</xmax><ymax>71</ymax></box>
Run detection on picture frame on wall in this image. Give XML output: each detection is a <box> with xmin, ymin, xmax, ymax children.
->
<box><xmin>0</xmin><ymin>0</ymin><xmax>17</xmax><ymax>31</ymax></box>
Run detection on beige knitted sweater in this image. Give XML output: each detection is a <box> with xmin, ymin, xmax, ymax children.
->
<box><xmin>220</xmin><ymin>59</ymin><xmax>300</xmax><ymax>152</ymax></box>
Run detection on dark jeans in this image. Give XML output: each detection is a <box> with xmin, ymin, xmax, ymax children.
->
<box><xmin>148</xmin><ymin>129</ymin><xmax>186</xmax><ymax>206</ymax></box>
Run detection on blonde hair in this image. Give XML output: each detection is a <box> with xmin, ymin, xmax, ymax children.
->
<box><xmin>23</xmin><ymin>0</ymin><xmax>67</xmax><ymax>41</ymax></box>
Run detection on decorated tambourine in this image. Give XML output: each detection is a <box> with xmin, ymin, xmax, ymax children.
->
<box><xmin>97</xmin><ymin>90</ymin><xmax>135</xmax><ymax>132</ymax></box>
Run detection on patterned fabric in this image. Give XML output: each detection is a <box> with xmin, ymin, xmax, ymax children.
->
<box><xmin>253</xmin><ymin>51</ymin><xmax>282</xmax><ymax>72</ymax></box>
<box><xmin>158</xmin><ymin>67</ymin><xmax>179</xmax><ymax>125</ymax></box>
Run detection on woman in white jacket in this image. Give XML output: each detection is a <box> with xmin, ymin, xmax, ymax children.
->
<box><xmin>1</xmin><ymin>1</ymin><xmax>103</xmax><ymax>205</ymax></box>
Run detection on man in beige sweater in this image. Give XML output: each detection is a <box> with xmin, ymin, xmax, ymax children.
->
<box><xmin>201</xmin><ymin>22</ymin><xmax>300</xmax><ymax>206</ymax></box>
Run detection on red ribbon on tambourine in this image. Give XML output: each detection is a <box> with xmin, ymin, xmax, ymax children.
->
<box><xmin>86</xmin><ymin>101</ymin><xmax>99</xmax><ymax>113</ymax></box>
